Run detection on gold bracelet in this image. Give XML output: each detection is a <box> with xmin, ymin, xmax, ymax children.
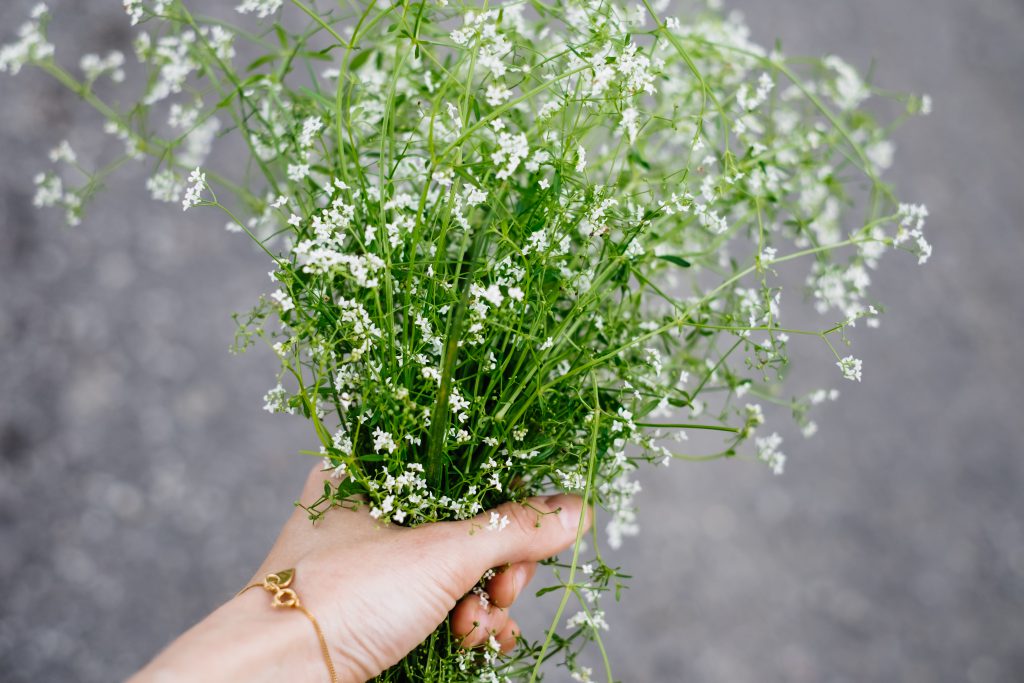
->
<box><xmin>238</xmin><ymin>568</ymin><xmax>338</xmax><ymax>683</ymax></box>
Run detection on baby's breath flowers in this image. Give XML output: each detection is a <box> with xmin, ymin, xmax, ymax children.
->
<box><xmin>180</xmin><ymin>167</ymin><xmax>206</xmax><ymax>211</ymax></box>
<box><xmin>0</xmin><ymin>4</ymin><xmax>52</xmax><ymax>75</ymax></box>
<box><xmin>4</xmin><ymin>0</ymin><xmax>931</xmax><ymax>680</ymax></box>
<box><xmin>837</xmin><ymin>356</ymin><xmax>864</xmax><ymax>383</ymax></box>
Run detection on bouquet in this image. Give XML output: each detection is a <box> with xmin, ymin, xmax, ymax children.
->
<box><xmin>2</xmin><ymin>0</ymin><xmax>931</xmax><ymax>680</ymax></box>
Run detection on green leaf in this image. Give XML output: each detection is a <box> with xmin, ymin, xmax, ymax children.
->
<box><xmin>296</xmin><ymin>50</ymin><xmax>332</xmax><ymax>62</ymax></box>
<box><xmin>246</xmin><ymin>53</ymin><xmax>279</xmax><ymax>72</ymax></box>
<box><xmin>274</xmin><ymin>25</ymin><xmax>289</xmax><ymax>49</ymax></box>
<box><xmin>657</xmin><ymin>254</ymin><xmax>692</xmax><ymax>268</ymax></box>
<box><xmin>299</xmin><ymin>86</ymin><xmax>335</xmax><ymax>108</ymax></box>
<box><xmin>627</xmin><ymin>149</ymin><xmax>650</xmax><ymax>170</ymax></box>
<box><xmin>535</xmin><ymin>585</ymin><xmax>564</xmax><ymax>598</ymax></box>
<box><xmin>348</xmin><ymin>48</ymin><xmax>373</xmax><ymax>71</ymax></box>
<box><xmin>332</xmin><ymin>476</ymin><xmax>364</xmax><ymax>499</ymax></box>
<box><xmin>214</xmin><ymin>91</ymin><xmax>235</xmax><ymax>110</ymax></box>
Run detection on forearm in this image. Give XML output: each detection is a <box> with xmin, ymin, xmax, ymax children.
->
<box><xmin>130</xmin><ymin>590</ymin><xmax>331</xmax><ymax>683</ymax></box>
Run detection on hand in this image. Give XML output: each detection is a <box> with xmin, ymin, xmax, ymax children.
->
<box><xmin>131</xmin><ymin>465</ymin><xmax>591</xmax><ymax>682</ymax></box>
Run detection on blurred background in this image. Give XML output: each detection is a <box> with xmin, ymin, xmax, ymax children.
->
<box><xmin>1</xmin><ymin>0</ymin><xmax>1022</xmax><ymax>681</ymax></box>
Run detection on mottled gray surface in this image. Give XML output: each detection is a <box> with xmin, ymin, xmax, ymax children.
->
<box><xmin>1</xmin><ymin>1</ymin><xmax>1022</xmax><ymax>682</ymax></box>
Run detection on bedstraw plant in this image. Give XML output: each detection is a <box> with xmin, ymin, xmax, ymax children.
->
<box><xmin>2</xmin><ymin>0</ymin><xmax>932</xmax><ymax>680</ymax></box>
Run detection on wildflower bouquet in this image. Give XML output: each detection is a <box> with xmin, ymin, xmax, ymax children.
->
<box><xmin>2</xmin><ymin>0</ymin><xmax>931</xmax><ymax>680</ymax></box>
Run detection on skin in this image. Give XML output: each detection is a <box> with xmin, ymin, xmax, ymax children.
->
<box><xmin>131</xmin><ymin>465</ymin><xmax>591</xmax><ymax>683</ymax></box>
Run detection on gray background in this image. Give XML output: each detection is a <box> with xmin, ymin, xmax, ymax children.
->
<box><xmin>1</xmin><ymin>1</ymin><xmax>1022</xmax><ymax>681</ymax></box>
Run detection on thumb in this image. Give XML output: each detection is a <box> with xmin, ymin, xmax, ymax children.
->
<box><xmin>439</xmin><ymin>494</ymin><xmax>592</xmax><ymax>575</ymax></box>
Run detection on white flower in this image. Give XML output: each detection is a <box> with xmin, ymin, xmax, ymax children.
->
<box><xmin>431</xmin><ymin>168</ymin><xmax>454</xmax><ymax>187</ymax></box>
<box><xmin>449</xmin><ymin>388</ymin><xmax>471</xmax><ymax>420</ymax></box>
<box><xmin>485</xmin><ymin>82</ymin><xmax>512</xmax><ymax>106</ymax></box>
<box><xmin>486</xmin><ymin>511</ymin><xmax>510</xmax><ymax>531</ymax></box>
<box><xmin>866</xmin><ymin>140</ymin><xmax>895</xmax><ymax>172</ymax></box>
<box><xmin>571</xmin><ymin>667</ymin><xmax>594</xmax><ymax>682</ymax></box>
<box><xmin>575</xmin><ymin>143</ymin><xmax>587</xmax><ymax>173</ymax></box>
<box><xmin>142</xmin><ymin>30</ymin><xmax>199</xmax><ymax>105</ymax></box>
<box><xmin>464</xmin><ymin>185</ymin><xmax>487</xmax><ymax>206</ymax></box>
<box><xmin>566</xmin><ymin>609</ymin><xmax>609</xmax><ymax>631</ymax></box>
<box><xmin>491</xmin><ymin>131</ymin><xmax>528</xmax><ymax>180</ymax></box>
<box><xmin>755</xmin><ymin>432</ymin><xmax>786</xmax><ymax>475</ymax></box>
<box><xmin>168</xmin><ymin>103</ymin><xmax>199</xmax><ymax>130</ymax></box>
<box><xmin>48</xmin><ymin>140</ymin><xmax>76</xmax><ymax>164</ymax></box>
<box><xmin>837</xmin><ymin>355</ymin><xmax>863</xmax><ymax>382</ymax></box>
<box><xmin>616</xmin><ymin>43</ymin><xmax>656</xmax><ymax>95</ymax></box>
<box><xmin>372</xmin><ymin>427</ymin><xmax>398</xmax><ymax>454</ymax></box>
<box><xmin>287</xmin><ymin>163</ymin><xmax>311</xmax><ymax>182</ymax></box>
<box><xmin>32</xmin><ymin>172</ymin><xmax>62</xmax><ymax>208</ymax></box>
<box><xmin>179</xmin><ymin>117</ymin><xmax>221</xmax><ymax>168</ymax></box>
<box><xmin>473</xmin><ymin>283</ymin><xmax>504</xmax><ymax>308</ymax></box>
<box><xmin>298</xmin><ymin>116</ymin><xmax>324</xmax><ymax>148</ymax></box>
<box><xmin>79</xmin><ymin>51</ymin><xmax>125</xmax><ymax>83</ymax></box>
<box><xmin>123</xmin><ymin>0</ymin><xmax>143</xmax><ymax>25</ymax></box>
<box><xmin>262</xmin><ymin>383</ymin><xmax>293</xmax><ymax>414</ymax></box>
<box><xmin>620</xmin><ymin>106</ymin><xmax>640</xmax><ymax>144</ymax></box>
<box><xmin>824</xmin><ymin>55</ymin><xmax>870</xmax><ymax>110</ymax></box>
<box><xmin>270</xmin><ymin>289</ymin><xmax>294</xmax><ymax>312</ymax></box>
<box><xmin>737</xmin><ymin>72</ymin><xmax>774</xmax><ymax>111</ymax></box>
<box><xmin>181</xmin><ymin>167</ymin><xmax>206</xmax><ymax>211</ymax></box>
<box><xmin>146</xmin><ymin>169</ymin><xmax>183</xmax><ymax>203</ymax></box>
<box><xmin>0</xmin><ymin>5</ymin><xmax>55</xmax><ymax>75</ymax></box>
<box><xmin>235</xmin><ymin>0</ymin><xmax>283</xmax><ymax>19</ymax></box>
<box><xmin>894</xmin><ymin>203</ymin><xmax>931</xmax><ymax>264</ymax></box>
<box><xmin>559</xmin><ymin>469</ymin><xmax>586</xmax><ymax>490</ymax></box>
<box><xmin>206</xmin><ymin>25</ymin><xmax>236</xmax><ymax>62</ymax></box>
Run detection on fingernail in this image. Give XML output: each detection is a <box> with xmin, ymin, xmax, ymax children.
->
<box><xmin>510</xmin><ymin>564</ymin><xmax>526</xmax><ymax>599</ymax></box>
<box><xmin>542</xmin><ymin>494</ymin><xmax>584</xmax><ymax>532</ymax></box>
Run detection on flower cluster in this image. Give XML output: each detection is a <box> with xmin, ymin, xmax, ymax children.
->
<box><xmin>3</xmin><ymin>0</ymin><xmax>932</xmax><ymax>680</ymax></box>
<box><xmin>0</xmin><ymin>4</ymin><xmax>52</xmax><ymax>75</ymax></box>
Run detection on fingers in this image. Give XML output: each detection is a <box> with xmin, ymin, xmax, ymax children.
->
<box><xmin>450</xmin><ymin>593</ymin><xmax>509</xmax><ymax>648</ymax></box>
<box><xmin>451</xmin><ymin>591</ymin><xmax>524</xmax><ymax>652</ymax></box>
<box><xmin>488</xmin><ymin>561</ymin><xmax>537</xmax><ymax>609</ymax></box>
<box><xmin>450</xmin><ymin>560</ymin><xmax>535</xmax><ymax>649</ymax></box>
<box><xmin>445</xmin><ymin>494</ymin><xmax>592</xmax><ymax>575</ymax></box>
<box><xmin>444</xmin><ymin>495</ymin><xmax>587</xmax><ymax>652</ymax></box>
<box><xmin>495</xmin><ymin>618</ymin><xmax>520</xmax><ymax>654</ymax></box>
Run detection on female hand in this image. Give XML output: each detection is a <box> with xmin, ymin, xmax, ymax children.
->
<box><xmin>131</xmin><ymin>465</ymin><xmax>591</xmax><ymax>682</ymax></box>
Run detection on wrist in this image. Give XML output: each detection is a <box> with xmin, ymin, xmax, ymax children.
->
<box><xmin>131</xmin><ymin>587</ymin><xmax>325</xmax><ymax>683</ymax></box>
